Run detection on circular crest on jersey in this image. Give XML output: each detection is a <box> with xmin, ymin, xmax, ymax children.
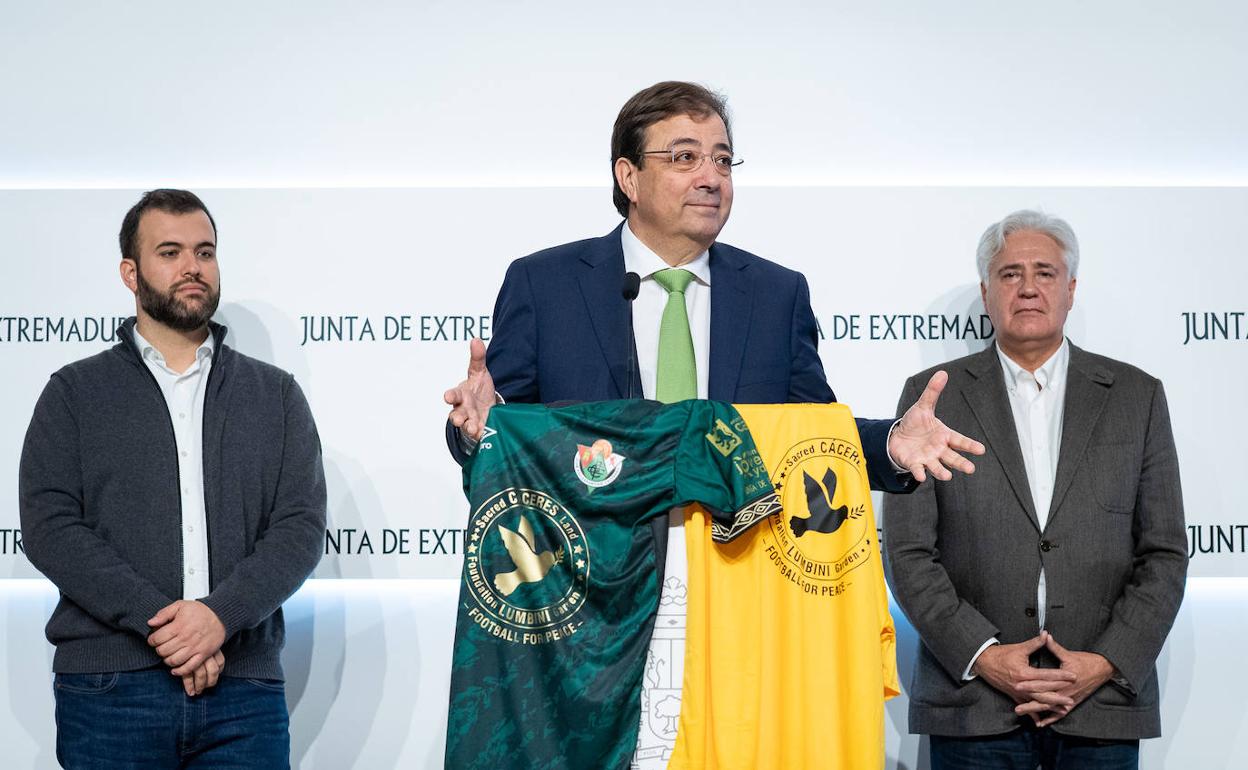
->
<box><xmin>573</xmin><ymin>439</ymin><xmax>626</xmax><ymax>489</ymax></box>
<box><xmin>464</xmin><ymin>487</ymin><xmax>590</xmax><ymax>645</ymax></box>
<box><xmin>766</xmin><ymin>437</ymin><xmax>874</xmax><ymax>587</ymax></box>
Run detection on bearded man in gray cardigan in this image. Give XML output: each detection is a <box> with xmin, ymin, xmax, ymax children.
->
<box><xmin>19</xmin><ymin>189</ymin><xmax>326</xmax><ymax>768</ymax></box>
<box><xmin>884</xmin><ymin>210</ymin><xmax>1187</xmax><ymax>770</ymax></box>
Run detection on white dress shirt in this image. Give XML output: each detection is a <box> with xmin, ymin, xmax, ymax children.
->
<box><xmin>621</xmin><ymin>222</ymin><xmax>711</xmax><ymax>402</ymax></box>
<box><xmin>1000</xmin><ymin>339</ymin><xmax>1068</xmax><ymax>630</ymax></box>
<box><xmin>134</xmin><ymin>328</ymin><xmax>214</xmax><ymax>600</ymax></box>
<box><xmin>622</xmin><ymin>222</ymin><xmax>710</xmax><ymax>766</ymax></box>
<box><xmin>964</xmin><ymin>339</ymin><xmax>1069</xmax><ymax>678</ymax></box>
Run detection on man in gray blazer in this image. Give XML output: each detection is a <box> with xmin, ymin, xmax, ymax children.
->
<box><xmin>884</xmin><ymin>210</ymin><xmax>1187</xmax><ymax>769</ymax></box>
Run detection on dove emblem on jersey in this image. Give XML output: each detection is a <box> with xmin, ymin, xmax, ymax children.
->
<box><xmin>493</xmin><ymin>514</ymin><xmax>565</xmax><ymax>597</ymax></box>
<box><xmin>790</xmin><ymin>467</ymin><xmax>856</xmax><ymax>537</ymax></box>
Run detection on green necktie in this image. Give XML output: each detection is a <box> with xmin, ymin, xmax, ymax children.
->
<box><xmin>653</xmin><ymin>268</ymin><xmax>697</xmax><ymax>403</ymax></box>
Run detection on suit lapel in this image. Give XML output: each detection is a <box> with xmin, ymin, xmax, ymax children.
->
<box><xmin>708</xmin><ymin>244</ymin><xmax>752</xmax><ymax>401</ymax></box>
<box><xmin>1047</xmin><ymin>344</ymin><xmax>1113</xmax><ymax>522</ymax></box>
<box><xmin>961</xmin><ymin>346</ymin><xmax>1040</xmax><ymax>531</ymax></box>
<box><xmin>575</xmin><ymin>224</ymin><xmax>633</xmax><ymax>399</ymax></box>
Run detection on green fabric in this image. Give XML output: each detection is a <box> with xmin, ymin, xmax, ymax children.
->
<box><xmin>446</xmin><ymin>400</ymin><xmax>777</xmax><ymax>770</ymax></box>
<box><xmin>652</xmin><ymin>268</ymin><xmax>697</xmax><ymax>403</ymax></box>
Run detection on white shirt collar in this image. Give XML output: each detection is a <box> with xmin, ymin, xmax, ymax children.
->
<box><xmin>621</xmin><ymin>221</ymin><xmax>711</xmax><ymax>286</ymax></box>
<box><xmin>996</xmin><ymin>338</ymin><xmax>1069</xmax><ymax>395</ymax></box>
<box><xmin>133</xmin><ymin>326</ymin><xmax>215</xmax><ymax>368</ymax></box>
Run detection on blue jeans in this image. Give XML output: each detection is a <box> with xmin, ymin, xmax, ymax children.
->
<box><xmin>54</xmin><ymin>668</ymin><xmax>290</xmax><ymax>769</ymax></box>
<box><xmin>930</xmin><ymin>724</ymin><xmax>1139</xmax><ymax>770</ymax></box>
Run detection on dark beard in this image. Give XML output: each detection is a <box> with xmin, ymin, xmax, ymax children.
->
<box><xmin>136</xmin><ymin>269</ymin><xmax>220</xmax><ymax>332</ymax></box>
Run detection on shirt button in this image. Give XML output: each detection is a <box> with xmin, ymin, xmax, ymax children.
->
<box><xmin>187</xmin><ymin>526</ymin><xmax>194</xmax><ymax>533</ymax></box>
<box><xmin>179</xmin><ymin>413</ymin><xmax>186</xmax><ymax>419</ymax></box>
<box><xmin>188</xmin><ymin>568</ymin><xmax>196</xmax><ymax>575</ymax></box>
<box><xmin>181</xmin><ymin>451</ymin><xmax>188</xmax><ymax>458</ymax></box>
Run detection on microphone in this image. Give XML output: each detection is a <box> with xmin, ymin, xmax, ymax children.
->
<box><xmin>623</xmin><ymin>272</ymin><xmax>641</xmax><ymax>399</ymax></box>
<box><xmin>622</xmin><ymin>272</ymin><xmax>641</xmax><ymax>302</ymax></box>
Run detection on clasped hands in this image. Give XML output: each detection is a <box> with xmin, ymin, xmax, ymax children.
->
<box><xmin>147</xmin><ymin>600</ymin><xmax>227</xmax><ymax>697</ymax></box>
<box><xmin>973</xmin><ymin>630</ymin><xmax>1116</xmax><ymax>727</ymax></box>
<box><xmin>446</xmin><ymin>341</ymin><xmax>986</xmax><ymax>483</ymax></box>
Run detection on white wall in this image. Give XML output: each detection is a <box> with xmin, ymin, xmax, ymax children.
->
<box><xmin>2</xmin><ymin>3</ymin><xmax>1246</xmax><ymax>768</ymax></box>
<box><xmin>3</xmin><ymin>1</ymin><xmax>1246</xmax><ymax>188</ymax></box>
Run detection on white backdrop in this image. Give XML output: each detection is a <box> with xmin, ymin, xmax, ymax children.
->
<box><xmin>3</xmin><ymin>1</ymin><xmax>1247</xmax><ymax>768</ymax></box>
<box><xmin>2</xmin><ymin>187</ymin><xmax>1245</xmax><ymax>768</ymax></box>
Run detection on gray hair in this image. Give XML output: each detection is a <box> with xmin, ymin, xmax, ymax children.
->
<box><xmin>976</xmin><ymin>209</ymin><xmax>1079</xmax><ymax>282</ymax></box>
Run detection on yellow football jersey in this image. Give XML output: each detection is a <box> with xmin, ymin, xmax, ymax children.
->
<box><xmin>671</xmin><ymin>403</ymin><xmax>899</xmax><ymax>770</ymax></box>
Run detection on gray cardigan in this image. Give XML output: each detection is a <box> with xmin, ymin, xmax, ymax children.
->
<box><xmin>19</xmin><ymin>318</ymin><xmax>326</xmax><ymax>679</ymax></box>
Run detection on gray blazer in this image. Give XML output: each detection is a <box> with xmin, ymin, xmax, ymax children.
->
<box><xmin>883</xmin><ymin>343</ymin><xmax>1187</xmax><ymax>740</ymax></box>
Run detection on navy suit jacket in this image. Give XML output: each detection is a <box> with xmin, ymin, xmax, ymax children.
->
<box><xmin>465</xmin><ymin>223</ymin><xmax>911</xmax><ymax>493</ymax></box>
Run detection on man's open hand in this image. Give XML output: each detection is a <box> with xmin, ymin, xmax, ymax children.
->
<box><xmin>890</xmin><ymin>370</ymin><xmax>986</xmax><ymax>482</ymax></box>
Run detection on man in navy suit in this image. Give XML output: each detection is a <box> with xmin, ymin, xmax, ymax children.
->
<box><xmin>445</xmin><ymin>80</ymin><xmax>981</xmax><ymax>487</ymax></box>
<box><xmin>443</xmin><ymin>79</ymin><xmax>983</xmax><ymax>768</ymax></box>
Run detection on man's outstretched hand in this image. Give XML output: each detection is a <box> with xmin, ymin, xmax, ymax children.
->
<box><xmin>889</xmin><ymin>370</ymin><xmax>986</xmax><ymax>482</ymax></box>
<box><xmin>444</xmin><ymin>338</ymin><xmax>496</xmax><ymax>442</ymax></box>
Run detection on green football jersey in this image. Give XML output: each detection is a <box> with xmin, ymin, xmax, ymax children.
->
<box><xmin>445</xmin><ymin>399</ymin><xmax>778</xmax><ymax>770</ymax></box>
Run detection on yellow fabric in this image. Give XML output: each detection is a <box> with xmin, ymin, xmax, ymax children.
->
<box><xmin>671</xmin><ymin>403</ymin><xmax>899</xmax><ymax>770</ymax></box>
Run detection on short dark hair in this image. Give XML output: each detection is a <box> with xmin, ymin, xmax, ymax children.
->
<box><xmin>119</xmin><ymin>189</ymin><xmax>217</xmax><ymax>264</ymax></box>
<box><xmin>610</xmin><ymin>81</ymin><xmax>732</xmax><ymax>218</ymax></box>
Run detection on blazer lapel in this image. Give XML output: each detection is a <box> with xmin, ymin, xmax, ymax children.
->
<box><xmin>708</xmin><ymin>244</ymin><xmax>753</xmax><ymax>401</ymax></box>
<box><xmin>961</xmin><ymin>346</ymin><xmax>1041</xmax><ymax>531</ymax></box>
<box><xmin>1047</xmin><ymin>344</ymin><xmax>1113</xmax><ymax>522</ymax></box>
<box><xmin>575</xmin><ymin>224</ymin><xmax>634</xmax><ymax>399</ymax></box>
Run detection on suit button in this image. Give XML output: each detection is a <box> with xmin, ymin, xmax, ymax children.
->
<box><xmin>1040</xmin><ymin>540</ymin><xmax>1053</xmax><ymax>552</ymax></box>
<box><xmin>1025</xmin><ymin>608</ymin><xmax>1036</xmax><ymax>617</ymax></box>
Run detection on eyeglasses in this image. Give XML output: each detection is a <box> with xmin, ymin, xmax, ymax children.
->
<box><xmin>639</xmin><ymin>148</ymin><xmax>743</xmax><ymax>176</ymax></box>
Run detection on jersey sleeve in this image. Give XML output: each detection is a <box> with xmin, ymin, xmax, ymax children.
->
<box><xmin>675</xmin><ymin>401</ymin><xmax>780</xmax><ymax>544</ymax></box>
